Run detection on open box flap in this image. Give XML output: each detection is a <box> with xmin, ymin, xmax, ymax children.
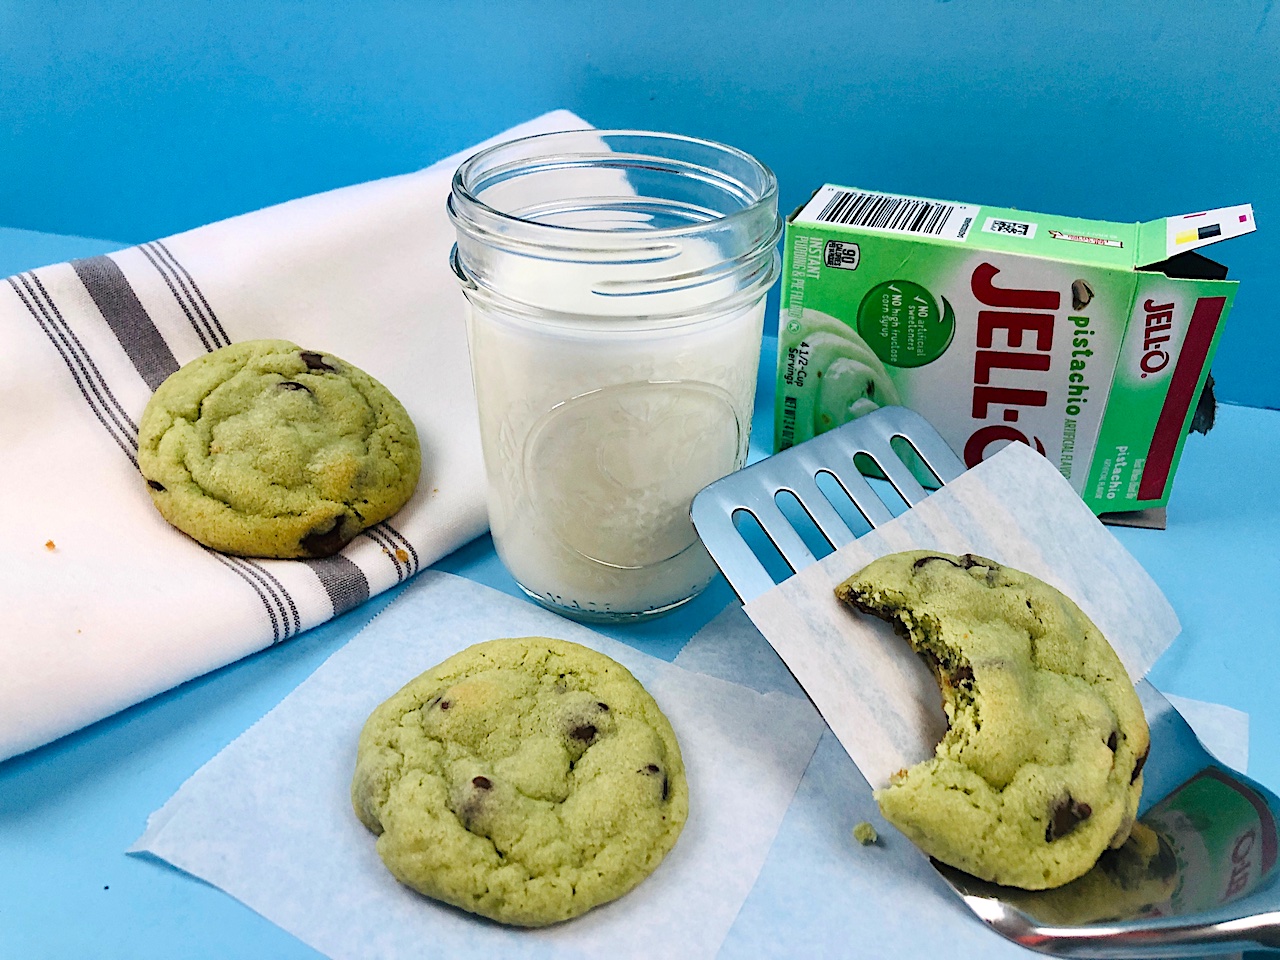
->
<box><xmin>1139</xmin><ymin>204</ymin><xmax>1256</xmax><ymax>266</ymax></box>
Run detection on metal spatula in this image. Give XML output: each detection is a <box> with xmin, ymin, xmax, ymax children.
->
<box><xmin>690</xmin><ymin>406</ymin><xmax>1280</xmax><ymax>957</ymax></box>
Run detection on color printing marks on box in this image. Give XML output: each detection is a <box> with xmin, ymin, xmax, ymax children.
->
<box><xmin>776</xmin><ymin>186</ymin><xmax>1255</xmax><ymax>515</ymax></box>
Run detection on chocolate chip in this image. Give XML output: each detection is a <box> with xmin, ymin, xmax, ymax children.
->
<box><xmin>1131</xmin><ymin>743</ymin><xmax>1149</xmax><ymax>784</ymax></box>
<box><xmin>913</xmin><ymin>554</ymin><xmax>962</xmax><ymax>570</ymax></box>
<box><xmin>299</xmin><ymin>351</ymin><xmax>335</xmax><ymax>371</ymax></box>
<box><xmin>596</xmin><ymin>702</ymin><xmax>609</xmax><ymax>712</ymax></box>
<box><xmin>640</xmin><ymin>762</ymin><xmax>673</xmax><ymax>800</ymax></box>
<box><xmin>951</xmin><ymin>664</ymin><xmax>974</xmax><ymax>686</ymax></box>
<box><xmin>278</xmin><ymin>381</ymin><xmax>310</xmax><ymax>392</ymax></box>
<box><xmin>300</xmin><ymin>520</ymin><xmax>349</xmax><ymax>558</ymax></box>
<box><xmin>472</xmin><ymin>776</ymin><xmax>492</xmax><ymax>790</ymax></box>
<box><xmin>569</xmin><ymin>724</ymin><xmax>598</xmax><ymax>743</ymax></box>
<box><xmin>439</xmin><ymin>699</ymin><xmax>451</xmax><ymax>711</ymax></box>
<box><xmin>1046</xmin><ymin>796</ymin><xmax>1093</xmax><ymax>841</ymax></box>
<box><xmin>1107</xmin><ymin>731</ymin><xmax>1118</xmax><ymax>752</ymax></box>
<box><xmin>147</xmin><ymin>480</ymin><xmax>165</xmax><ymax>491</ymax></box>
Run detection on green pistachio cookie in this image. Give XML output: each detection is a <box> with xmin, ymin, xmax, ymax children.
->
<box><xmin>836</xmin><ymin>550</ymin><xmax>1149</xmax><ymax>890</ymax></box>
<box><xmin>351</xmin><ymin>637</ymin><xmax>689</xmax><ymax>926</ymax></box>
<box><xmin>138</xmin><ymin>339</ymin><xmax>420</xmax><ymax>558</ymax></box>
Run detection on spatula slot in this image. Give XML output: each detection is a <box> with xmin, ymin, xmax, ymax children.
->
<box><xmin>730</xmin><ymin>507</ymin><xmax>795</xmax><ymax>587</ymax></box>
<box><xmin>851</xmin><ymin>453</ymin><xmax>912</xmax><ymax>516</ymax></box>
<box><xmin>813</xmin><ymin>470</ymin><xmax>877</xmax><ymax>540</ymax></box>
<box><xmin>690</xmin><ymin>407</ymin><xmax>969</xmax><ymax>603</ymax></box>
<box><xmin>774</xmin><ymin>489</ymin><xmax>836</xmax><ymax>560</ymax></box>
<box><xmin>889</xmin><ymin>435</ymin><xmax>945</xmax><ymax>491</ymax></box>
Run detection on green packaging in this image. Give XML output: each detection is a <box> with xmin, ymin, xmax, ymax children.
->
<box><xmin>775</xmin><ymin>185</ymin><xmax>1255</xmax><ymax>516</ymax></box>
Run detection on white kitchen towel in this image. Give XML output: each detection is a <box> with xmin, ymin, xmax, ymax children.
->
<box><xmin>0</xmin><ymin>109</ymin><xmax>587</xmax><ymax>762</ymax></box>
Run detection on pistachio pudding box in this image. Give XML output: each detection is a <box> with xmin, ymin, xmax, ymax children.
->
<box><xmin>775</xmin><ymin>186</ymin><xmax>1255</xmax><ymax>521</ymax></box>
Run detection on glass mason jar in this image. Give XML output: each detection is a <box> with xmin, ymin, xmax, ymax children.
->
<box><xmin>448</xmin><ymin>130</ymin><xmax>780</xmax><ymax>622</ymax></box>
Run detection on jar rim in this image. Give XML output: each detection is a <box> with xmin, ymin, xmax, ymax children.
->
<box><xmin>448</xmin><ymin>243</ymin><xmax>780</xmax><ymax>329</ymax></box>
<box><xmin>450</xmin><ymin>128</ymin><xmax>779</xmax><ymax>241</ymax></box>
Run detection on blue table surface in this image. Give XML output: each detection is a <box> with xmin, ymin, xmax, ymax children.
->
<box><xmin>3</xmin><ymin>227</ymin><xmax>1279</xmax><ymax>959</ymax></box>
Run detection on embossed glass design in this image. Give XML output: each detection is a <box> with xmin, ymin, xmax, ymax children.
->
<box><xmin>449</xmin><ymin>130</ymin><xmax>781</xmax><ymax>621</ymax></box>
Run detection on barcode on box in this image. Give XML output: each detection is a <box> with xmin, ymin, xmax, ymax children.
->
<box><xmin>983</xmin><ymin>216</ymin><xmax>1038</xmax><ymax>239</ymax></box>
<box><xmin>796</xmin><ymin>186</ymin><xmax>978</xmax><ymax>242</ymax></box>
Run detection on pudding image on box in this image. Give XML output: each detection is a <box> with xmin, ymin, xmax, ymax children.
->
<box><xmin>775</xmin><ymin>185</ymin><xmax>1256</xmax><ymax>518</ymax></box>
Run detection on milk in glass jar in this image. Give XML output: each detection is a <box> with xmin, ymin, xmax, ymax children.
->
<box><xmin>449</xmin><ymin>131</ymin><xmax>780</xmax><ymax>621</ymax></box>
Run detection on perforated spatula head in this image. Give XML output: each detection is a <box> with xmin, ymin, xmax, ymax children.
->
<box><xmin>692</xmin><ymin>405</ymin><xmax>964</xmax><ymax>603</ymax></box>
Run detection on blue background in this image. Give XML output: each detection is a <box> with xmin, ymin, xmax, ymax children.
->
<box><xmin>1</xmin><ymin>0</ymin><xmax>1276</xmax><ymax>407</ymax></box>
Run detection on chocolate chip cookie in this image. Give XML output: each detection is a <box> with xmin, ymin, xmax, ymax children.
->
<box><xmin>138</xmin><ymin>339</ymin><xmax>420</xmax><ymax>558</ymax></box>
<box><xmin>351</xmin><ymin>637</ymin><xmax>688</xmax><ymax>926</ymax></box>
<box><xmin>836</xmin><ymin>550</ymin><xmax>1149</xmax><ymax>890</ymax></box>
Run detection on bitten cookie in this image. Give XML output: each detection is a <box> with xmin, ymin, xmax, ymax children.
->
<box><xmin>351</xmin><ymin>637</ymin><xmax>688</xmax><ymax>926</ymax></box>
<box><xmin>836</xmin><ymin>550</ymin><xmax>1149</xmax><ymax>890</ymax></box>
<box><xmin>138</xmin><ymin>339</ymin><xmax>420</xmax><ymax>558</ymax></box>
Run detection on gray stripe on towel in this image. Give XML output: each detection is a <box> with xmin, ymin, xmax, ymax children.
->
<box><xmin>69</xmin><ymin>249</ymin><xmax>369</xmax><ymax>631</ymax></box>
<box><xmin>54</xmin><ymin>255</ymin><xmax>296</xmax><ymax>640</ymax></box>
<box><xmin>301</xmin><ymin>555</ymin><xmax>371</xmax><ymax>617</ymax></box>
<box><xmin>71</xmin><ymin>255</ymin><xmax>179</xmax><ymax>390</ymax></box>
<box><xmin>6</xmin><ymin>274</ymin><xmax>139</xmax><ymax>465</ymax></box>
<box><xmin>208</xmin><ymin>553</ymin><xmax>283</xmax><ymax>645</ymax></box>
<box><xmin>361</xmin><ymin>525</ymin><xmax>408</xmax><ymax>582</ymax></box>
<box><xmin>153</xmin><ymin>241</ymin><xmax>231</xmax><ymax>348</ymax></box>
<box><xmin>379</xmin><ymin>522</ymin><xmax>419</xmax><ymax>574</ymax></box>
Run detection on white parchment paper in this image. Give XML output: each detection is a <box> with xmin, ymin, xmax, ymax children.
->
<box><xmin>131</xmin><ymin>572</ymin><xmax>824</xmax><ymax>960</ymax></box>
<box><xmin>744</xmin><ymin>441</ymin><xmax>1182</xmax><ymax>788</ymax></box>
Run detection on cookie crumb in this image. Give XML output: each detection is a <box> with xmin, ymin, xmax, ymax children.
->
<box><xmin>44</xmin><ymin>539</ymin><xmax>56</xmax><ymax>551</ymax></box>
<box><xmin>853</xmin><ymin>822</ymin><xmax>879</xmax><ymax>845</ymax></box>
<box><xmin>395</xmin><ymin>548</ymin><xmax>409</xmax><ymax>563</ymax></box>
